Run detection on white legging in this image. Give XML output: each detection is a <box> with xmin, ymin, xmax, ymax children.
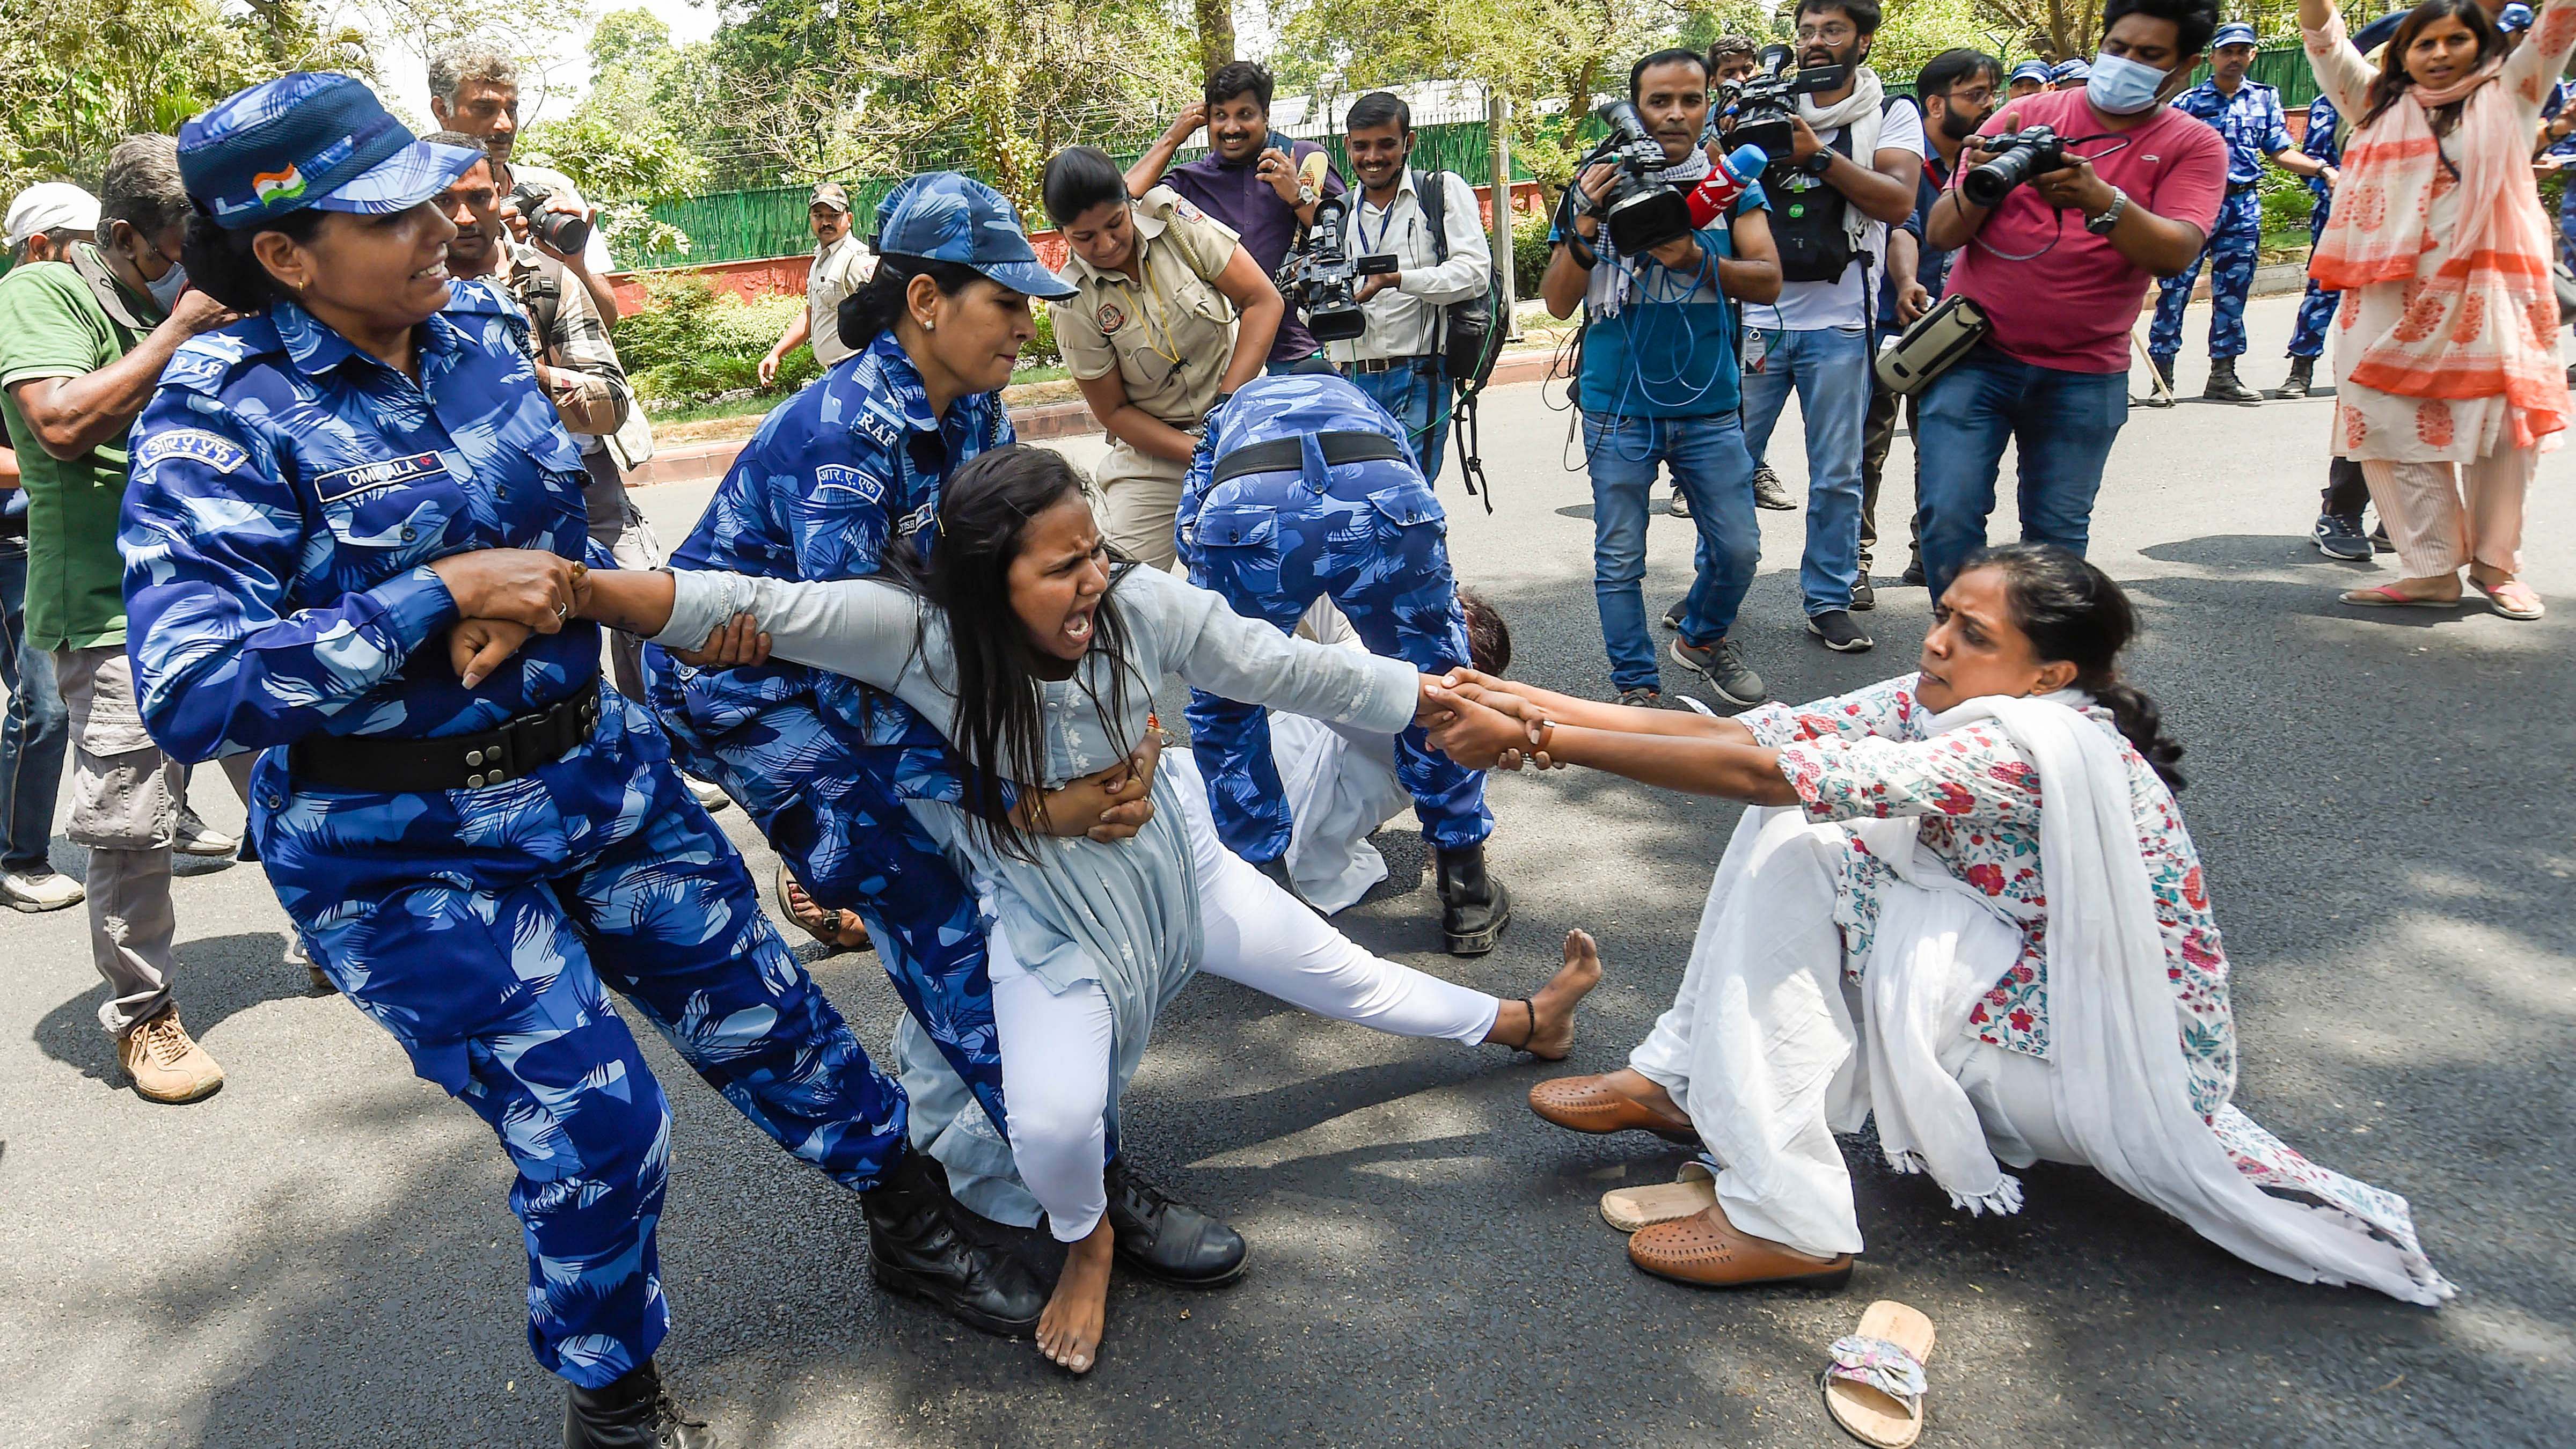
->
<box><xmin>991</xmin><ymin>786</ymin><xmax>1501</xmax><ymax>1242</ymax></box>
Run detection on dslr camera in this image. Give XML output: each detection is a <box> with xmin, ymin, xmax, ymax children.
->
<box><xmin>502</xmin><ymin>178</ymin><xmax>593</xmax><ymax>257</ymax></box>
<box><xmin>1585</xmin><ymin>99</ymin><xmax>1695</xmax><ymax>256</ymax></box>
<box><xmin>1276</xmin><ymin>194</ymin><xmax>1396</xmax><ymax>343</ymax></box>
<box><xmin>1719</xmin><ymin>43</ymin><xmax>1851</xmax><ymax>163</ymax></box>
<box><xmin>1961</xmin><ymin>126</ymin><xmax>2069</xmax><ymax>208</ymax></box>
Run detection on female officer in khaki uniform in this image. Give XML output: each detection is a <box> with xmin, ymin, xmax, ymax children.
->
<box><xmin>1043</xmin><ymin>145</ymin><xmax>1283</xmax><ymax>568</ymax></box>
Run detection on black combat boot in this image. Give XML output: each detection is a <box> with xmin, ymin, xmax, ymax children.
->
<box><xmin>1434</xmin><ymin>843</ymin><xmax>1511</xmax><ymax>956</ymax></box>
<box><xmin>2202</xmin><ymin>357</ymin><xmax>2263</xmax><ymax>405</ymax></box>
<box><xmin>2280</xmin><ymin>355</ymin><xmax>2315</xmax><ymax>398</ymax></box>
<box><xmin>1103</xmin><ymin>1157</ymin><xmax>1247</xmax><ymax>1285</ymax></box>
<box><xmin>2142</xmin><ymin>353</ymin><xmax>2177</xmax><ymax>407</ymax></box>
<box><xmin>862</xmin><ymin>1147</ymin><xmax>1048</xmax><ymax>1336</ymax></box>
<box><xmin>564</xmin><ymin>1360</ymin><xmax>719</xmax><ymax>1449</ymax></box>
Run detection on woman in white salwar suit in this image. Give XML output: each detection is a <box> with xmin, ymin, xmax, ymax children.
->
<box><xmin>1423</xmin><ymin>543</ymin><xmax>2451</xmax><ymax>1308</ymax></box>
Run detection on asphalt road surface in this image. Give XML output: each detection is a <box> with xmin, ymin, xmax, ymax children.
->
<box><xmin>3</xmin><ymin>295</ymin><xmax>2570</xmax><ymax>1448</ymax></box>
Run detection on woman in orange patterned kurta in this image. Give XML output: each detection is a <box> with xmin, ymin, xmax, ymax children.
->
<box><xmin>2305</xmin><ymin>0</ymin><xmax>2575</xmax><ymax>619</ymax></box>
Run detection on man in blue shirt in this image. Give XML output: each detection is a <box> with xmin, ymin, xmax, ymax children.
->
<box><xmin>2148</xmin><ymin>23</ymin><xmax>2331</xmax><ymax>404</ymax></box>
<box><xmin>1542</xmin><ymin>48</ymin><xmax>1781</xmax><ymax>709</ymax></box>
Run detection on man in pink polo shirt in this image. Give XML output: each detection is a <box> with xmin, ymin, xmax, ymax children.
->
<box><xmin>1915</xmin><ymin>0</ymin><xmax>2227</xmax><ymax>595</ymax></box>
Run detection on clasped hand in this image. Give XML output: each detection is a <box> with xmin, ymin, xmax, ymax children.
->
<box><xmin>1419</xmin><ymin>669</ymin><xmax>1562</xmax><ymax>772</ymax></box>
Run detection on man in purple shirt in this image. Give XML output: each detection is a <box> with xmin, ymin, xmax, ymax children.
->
<box><xmin>1126</xmin><ymin>61</ymin><xmax>1347</xmax><ymax>369</ymax></box>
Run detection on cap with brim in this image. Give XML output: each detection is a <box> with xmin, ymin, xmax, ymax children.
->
<box><xmin>810</xmin><ymin>181</ymin><xmax>852</xmax><ymax>213</ymax></box>
<box><xmin>2008</xmin><ymin>60</ymin><xmax>2055</xmax><ymax>84</ymax></box>
<box><xmin>873</xmin><ymin>171</ymin><xmax>1078</xmax><ymax>301</ymax></box>
<box><xmin>2499</xmin><ymin>3</ymin><xmax>2535</xmax><ymax>31</ymax></box>
<box><xmin>2053</xmin><ymin>58</ymin><xmax>2092</xmax><ymax>79</ymax></box>
<box><xmin>180</xmin><ymin>72</ymin><xmax>483</xmax><ymax>231</ymax></box>
<box><xmin>4</xmin><ymin>182</ymin><xmax>101</xmax><ymax>248</ymax></box>
<box><xmin>2211</xmin><ymin>22</ymin><xmax>2259</xmax><ymax>47</ymax></box>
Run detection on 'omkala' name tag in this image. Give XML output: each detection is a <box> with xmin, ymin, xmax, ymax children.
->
<box><xmin>312</xmin><ymin>452</ymin><xmax>450</xmax><ymax>505</ymax></box>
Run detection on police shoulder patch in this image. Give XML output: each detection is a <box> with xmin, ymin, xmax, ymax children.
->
<box><xmin>311</xmin><ymin>451</ymin><xmax>451</xmax><ymax>505</ymax></box>
<box><xmin>133</xmin><ymin>426</ymin><xmax>251</xmax><ymax>474</ymax></box>
<box><xmin>813</xmin><ymin>463</ymin><xmax>888</xmax><ymax>506</ymax></box>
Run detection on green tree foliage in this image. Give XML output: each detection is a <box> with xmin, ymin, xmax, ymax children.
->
<box><xmin>522</xmin><ymin>10</ymin><xmax>715</xmax><ymax>255</ymax></box>
<box><xmin>1</xmin><ymin>0</ymin><xmax>369</xmax><ymax>192</ymax></box>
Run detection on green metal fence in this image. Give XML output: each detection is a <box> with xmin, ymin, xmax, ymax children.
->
<box><xmin>619</xmin><ymin>46</ymin><xmax>2333</xmax><ymax>272</ymax></box>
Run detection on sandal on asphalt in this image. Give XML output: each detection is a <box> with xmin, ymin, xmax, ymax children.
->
<box><xmin>2339</xmin><ymin>584</ymin><xmax>2458</xmax><ymax>609</ymax></box>
<box><xmin>1824</xmin><ymin>1300</ymin><xmax>1937</xmax><ymax>1448</ymax></box>
<box><xmin>1599</xmin><ymin>1160</ymin><xmax>1715</xmax><ymax>1233</ymax></box>
<box><xmin>775</xmin><ymin>865</ymin><xmax>873</xmax><ymax>955</ymax></box>
<box><xmin>2471</xmin><ymin>577</ymin><xmax>2546</xmax><ymax>620</ymax></box>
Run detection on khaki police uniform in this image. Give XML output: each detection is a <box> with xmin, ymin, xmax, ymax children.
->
<box><xmin>1053</xmin><ymin>185</ymin><xmax>1242</xmax><ymax>568</ymax></box>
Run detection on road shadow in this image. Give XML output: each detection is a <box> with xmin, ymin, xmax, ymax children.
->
<box><xmin>31</xmin><ymin>929</ymin><xmax>318</xmax><ymax>1084</ymax></box>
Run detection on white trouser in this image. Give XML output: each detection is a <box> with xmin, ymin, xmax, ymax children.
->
<box><xmin>991</xmin><ymin>785</ymin><xmax>1499</xmax><ymax>1241</ymax></box>
<box><xmin>1627</xmin><ymin>813</ymin><xmax>2077</xmax><ymax>1258</ymax></box>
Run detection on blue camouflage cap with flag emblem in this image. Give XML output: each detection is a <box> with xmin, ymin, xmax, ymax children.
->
<box><xmin>2210</xmin><ymin>21</ymin><xmax>2259</xmax><ymax>48</ymax></box>
<box><xmin>2052</xmin><ymin>57</ymin><xmax>2092</xmax><ymax>81</ymax></box>
<box><xmin>2499</xmin><ymin>3</ymin><xmax>2534</xmax><ymax>31</ymax></box>
<box><xmin>179</xmin><ymin>72</ymin><xmax>483</xmax><ymax>231</ymax></box>
<box><xmin>872</xmin><ymin>171</ymin><xmax>1077</xmax><ymax>300</ymax></box>
<box><xmin>2009</xmin><ymin>59</ymin><xmax>2056</xmax><ymax>85</ymax></box>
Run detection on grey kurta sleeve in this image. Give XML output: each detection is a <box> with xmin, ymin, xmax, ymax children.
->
<box><xmin>1128</xmin><ymin>567</ymin><xmax>1421</xmax><ymax>735</ymax></box>
<box><xmin>653</xmin><ymin>569</ymin><xmax>923</xmax><ymax>693</ymax></box>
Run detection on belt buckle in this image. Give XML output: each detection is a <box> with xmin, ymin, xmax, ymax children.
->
<box><xmin>461</xmin><ymin>730</ymin><xmax>516</xmax><ymax>789</ymax></box>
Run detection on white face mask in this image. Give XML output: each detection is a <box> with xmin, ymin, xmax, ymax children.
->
<box><xmin>145</xmin><ymin>260</ymin><xmax>188</xmax><ymax>310</ymax></box>
<box><xmin>2085</xmin><ymin>50</ymin><xmax>2173</xmax><ymax>114</ymax></box>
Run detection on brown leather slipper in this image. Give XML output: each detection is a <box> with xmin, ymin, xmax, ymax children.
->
<box><xmin>1627</xmin><ymin>1202</ymin><xmax>1853</xmax><ymax>1290</ymax></box>
<box><xmin>1529</xmin><ymin>1074</ymin><xmax>1700</xmax><ymax>1144</ymax></box>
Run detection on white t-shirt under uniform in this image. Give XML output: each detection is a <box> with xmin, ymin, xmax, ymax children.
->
<box><xmin>1744</xmin><ymin>100</ymin><xmax>1926</xmax><ymax>333</ymax></box>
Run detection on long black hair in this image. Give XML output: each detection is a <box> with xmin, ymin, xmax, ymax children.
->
<box><xmin>1961</xmin><ymin>541</ymin><xmax>2186</xmax><ymax>792</ymax></box>
<box><xmin>2362</xmin><ymin>0</ymin><xmax>2505</xmax><ymax>133</ymax></box>
<box><xmin>886</xmin><ymin>443</ymin><xmax>1145</xmax><ymax>859</ymax></box>
<box><xmin>838</xmin><ymin>251</ymin><xmax>985</xmax><ymax>350</ymax></box>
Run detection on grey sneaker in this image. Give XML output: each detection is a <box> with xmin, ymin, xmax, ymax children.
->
<box><xmin>1667</xmin><ymin>489</ymin><xmax>1692</xmax><ymax>519</ymax></box>
<box><xmin>1807</xmin><ymin>609</ymin><xmax>1875</xmax><ymax>653</ymax></box>
<box><xmin>3</xmin><ymin>869</ymin><xmax>84</xmax><ymax>912</ymax></box>
<box><xmin>1615</xmin><ymin>685</ymin><xmax>1665</xmax><ymax>710</ymax></box>
<box><xmin>1661</xmin><ymin>598</ymin><xmax>1686</xmax><ymax>631</ymax></box>
<box><xmin>173</xmin><ymin>807</ymin><xmax>238</xmax><ymax>858</ymax></box>
<box><xmin>1751</xmin><ymin>463</ymin><xmax>1795</xmax><ymax>510</ymax></box>
<box><xmin>1669</xmin><ymin>637</ymin><xmax>1767</xmax><ymax>707</ymax></box>
<box><xmin>2313</xmin><ymin>513</ymin><xmax>2373</xmax><ymax>561</ymax></box>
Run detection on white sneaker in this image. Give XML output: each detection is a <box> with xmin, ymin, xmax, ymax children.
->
<box><xmin>174</xmin><ymin>807</ymin><xmax>239</xmax><ymax>858</ymax></box>
<box><xmin>3</xmin><ymin>869</ymin><xmax>85</xmax><ymax>912</ymax></box>
<box><xmin>685</xmin><ymin>775</ymin><xmax>731</xmax><ymax>814</ymax></box>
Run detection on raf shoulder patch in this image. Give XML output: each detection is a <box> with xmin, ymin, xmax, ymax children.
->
<box><xmin>311</xmin><ymin>451</ymin><xmax>450</xmax><ymax>505</ymax></box>
<box><xmin>132</xmin><ymin>427</ymin><xmax>250</xmax><ymax>475</ymax></box>
<box><xmin>813</xmin><ymin>463</ymin><xmax>887</xmax><ymax>506</ymax></box>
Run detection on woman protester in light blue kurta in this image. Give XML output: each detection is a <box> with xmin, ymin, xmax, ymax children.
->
<box><xmin>535</xmin><ymin>444</ymin><xmax>1605</xmax><ymax>1378</ymax></box>
<box><xmin>115</xmin><ymin>74</ymin><xmax>1050</xmax><ymax>1448</ymax></box>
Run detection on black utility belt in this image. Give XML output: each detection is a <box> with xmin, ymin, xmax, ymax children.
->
<box><xmin>290</xmin><ymin>684</ymin><xmax>602</xmax><ymax>793</ymax></box>
<box><xmin>1344</xmin><ymin>354</ymin><xmax>1437</xmax><ymax>374</ymax></box>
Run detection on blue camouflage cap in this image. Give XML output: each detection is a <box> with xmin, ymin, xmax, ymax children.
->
<box><xmin>873</xmin><ymin>172</ymin><xmax>1077</xmax><ymax>301</ymax></box>
<box><xmin>2052</xmin><ymin>58</ymin><xmax>2092</xmax><ymax>81</ymax></box>
<box><xmin>2499</xmin><ymin>3</ymin><xmax>2535</xmax><ymax>31</ymax></box>
<box><xmin>2009</xmin><ymin>60</ymin><xmax>2056</xmax><ymax>84</ymax></box>
<box><xmin>2210</xmin><ymin>21</ymin><xmax>2259</xmax><ymax>48</ymax></box>
<box><xmin>179</xmin><ymin>72</ymin><xmax>482</xmax><ymax>231</ymax></box>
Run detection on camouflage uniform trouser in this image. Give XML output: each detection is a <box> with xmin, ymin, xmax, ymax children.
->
<box><xmin>2151</xmin><ymin>189</ymin><xmax>2264</xmax><ymax>361</ymax></box>
<box><xmin>257</xmin><ymin>694</ymin><xmax>909</xmax><ymax>1389</ymax></box>
<box><xmin>2287</xmin><ymin>203</ymin><xmax>2340</xmax><ymax>360</ymax></box>
<box><xmin>1180</xmin><ymin>466</ymin><xmax>1493</xmax><ymax>864</ymax></box>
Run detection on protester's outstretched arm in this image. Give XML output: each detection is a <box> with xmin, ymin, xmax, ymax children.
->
<box><xmin>1426</xmin><ymin>689</ymin><xmax>1795</xmax><ymax>804</ymax></box>
<box><xmin>1434</xmin><ymin>670</ymin><xmax>1752</xmax><ymax>743</ymax></box>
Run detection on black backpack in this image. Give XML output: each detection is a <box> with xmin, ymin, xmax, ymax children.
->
<box><xmin>1411</xmin><ymin>168</ymin><xmax>1509</xmax><ymax>510</ymax></box>
<box><xmin>1761</xmin><ymin>97</ymin><xmax>1909</xmax><ymax>284</ymax></box>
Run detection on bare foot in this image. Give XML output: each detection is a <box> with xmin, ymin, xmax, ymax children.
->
<box><xmin>1037</xmin><ymin>1220</ymin><xmax>1112</xmax><ymax>1374</ymax></box>
<box><xmin>1489</xmin><ymin>928</ymin><xmax>1603</xmax><ymax>1059</ymax></box>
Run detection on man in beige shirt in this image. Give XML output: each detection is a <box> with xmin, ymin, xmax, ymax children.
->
<box><xmin>762</xmin><ymin>181</ymin><xmax>877</xmax><ymax>384</ymax></box>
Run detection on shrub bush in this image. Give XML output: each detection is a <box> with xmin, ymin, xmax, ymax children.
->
<box><xmin>1512</xmin><ymin>214</ymin><xmax>1552</xmax><ymax>297</ymax></box>
<box><xmin>617</xmin><ymin>274</ymin><xmax>1066</xmax><ymax>409</ymax></box>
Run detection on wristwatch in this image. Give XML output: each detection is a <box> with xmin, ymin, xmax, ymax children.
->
<box><xmin>2084</xmin><ymin>186</ymin><xmax>2129</xmax><ymax>235</ymax></box>
<box><xmin>1799</xmin><ymin>148</ymin><xmax>1835</xmax><ymax>178</ymax></box>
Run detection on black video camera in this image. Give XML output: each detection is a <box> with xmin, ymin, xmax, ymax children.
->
<box><xmin>1276</xmin><ymin>194</ymin><xmax>1398</xmax><ymax>343</ymax></box>
<box><xmin>1960</xmin><ymin>126</ymin><xmax>2068</xmax><ymax>208</ymax></box>
<box><xmin>1588</xmin><ymin>99</ymin><xmax>1695</xmax><ymax>257</ymax></box>
<box><xmin>503</xmin><ymin>179</ymin><xmax>592</xmax><ymax>258</ymax></box>
<box><xmin>1719</xmin><ymin>43</ymin><xmax>1850</xmax><ymax>163</ymax></box>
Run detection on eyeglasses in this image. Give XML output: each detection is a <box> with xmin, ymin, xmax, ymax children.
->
<box><xmin>1944</xmin><ymin>86</ymin><xmax>1995</xmax><ymax>107</ymax></box>
<box><xmin>1795</xmin><ymin>22</ymin><xmax>1857</xmax><ymax>42</ymax></box>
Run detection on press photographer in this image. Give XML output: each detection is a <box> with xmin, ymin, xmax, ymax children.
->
<box><xmin>427</xmin><ymin>45</ymin><xmax>621</xmax><ymax>325</ymax></box>
<box><xmin>1915</xmin><ymin>0</ymin><xmax>2226</xmax><ymax>596</ymax></box>
<box><xmin>1542</xmin><ymin>48</ymin><xmax>1780</xmax><ymax>712</ymax></box>
<box><xmin>1735</xmin><ymin>0</ymin><xmax>1924</xmax><ymax>657</ymax></box>
<box><xmin>1328</xmin><ymin>92</ymin><xmax>1495</xmax><ymax>485</ymax></box>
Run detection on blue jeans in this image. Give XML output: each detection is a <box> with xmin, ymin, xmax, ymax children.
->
<box><xmin>1914</xmin><ymin>343</ymin><xmax>2131</xmax><ymax>597</ymax></box>
<box><xmin>0</xmin><ymin>538</ymin><xmax>70</xmax><ymax>874</ymax></box>
<box><xmin>1582</xmin><ymin>412</ymin><xmax>1760</xmax><ymax>693</ymax></box>
<box><xmin>1340</xmin><ymin>357</ymin><xmax>1451</xmax><ymax>486</ymax></box>
<box><xmin>1739</xmin><ymin>325</ymin><xmax>1872</xmax><ymax>615</ymax></box>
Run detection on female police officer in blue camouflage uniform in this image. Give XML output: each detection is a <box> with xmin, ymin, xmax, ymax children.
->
<box><xmin>119</xmin><ymin>76</ymin><xmax>1044</xmax><ymax>1448</ymax></box>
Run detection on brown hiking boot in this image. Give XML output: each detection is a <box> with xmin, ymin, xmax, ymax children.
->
<box><xmin>119</xmin><ymin>1007</ymin><xmax>225</xmax><ymax>1103</ymax></box>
